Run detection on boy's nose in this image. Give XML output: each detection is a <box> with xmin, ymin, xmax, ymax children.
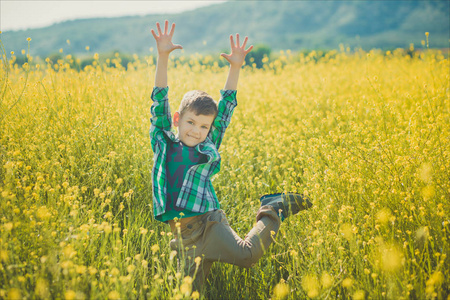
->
<box><xmin>191</xmin><ymin>127</ymin><xmax>200</xmax><ymax>135</ymax></box>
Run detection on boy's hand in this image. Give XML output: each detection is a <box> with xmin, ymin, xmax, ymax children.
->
<box><xmin>221</xmin><ymin>34</ymin><xmax>253</xmax><ymax>68</ymax></box>
<box><xmin>221</xmin><ymin>34</ymin><xmax>253</xmax><ymax>90</ymax></box>
<box><xmin>151</xmin><ymin>20</ymin><xmax>183</xmax><ymax>56</ymax></box>
<box><xmin>152</xmin><ymin>20</ymin><xmax>181</xmax><ymax>87</ymax></box>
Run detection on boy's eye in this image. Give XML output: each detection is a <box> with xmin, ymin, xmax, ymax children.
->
<box><xmin>201</xmin><ymin>126</ymin><xmax>209</xmax><ymax>129</ymax></box>
<box><xmin>187</xmin><ymin>121</ymin><xmax>194</xmax><ymax>125</ymax></box>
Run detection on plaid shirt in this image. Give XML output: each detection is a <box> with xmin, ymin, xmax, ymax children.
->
<box><xmin>150</xmin><ymin>87</ymin><xmax>237</xmax><ymax>218</ymax></box>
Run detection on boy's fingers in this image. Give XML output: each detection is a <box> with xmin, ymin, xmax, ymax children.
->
<box><xmin>236</xmin><ymin>33</ymin><xmax>240</xmax><ymax>47</ymax></box>
<box><xmin>229</xmin><ymin>35</ymin><xmax>235</xmax><ymax>48</ymax></box>
<box><xmin>245</xmin><ymin>45</ymin><xmax>254</xmax><ymax>53</ymax></box>
<box><xmin>152</xmin><ymin>29</ymin><xmax>158</xmax><ymax>40</ymax></box>
<box><xmin>242</xmin><ymin>36</ymin><xmax>248</xmax><ymax>48</ymax></box>
<box><xmin>164</xmin><ymin>20</ymin><xmax>169</xmax><ymax>34</ymax></box>
<box><xmin>156</xmin><ymin>22</ymin><xmax>162</xmax><ymax>35</ymax></box>
<box><xmin>169</xmin><ymin>23</ymin><xmax>176</xmax><ymax>37</ymax></box>
<box><xmin>174</xmin><ymin>44</ymin><xmax>183</xmax><ymax>50</ymax></box>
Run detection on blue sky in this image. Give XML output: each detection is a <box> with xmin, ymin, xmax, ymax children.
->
<box><xmin>1</xmin><ymin>0</ymin><xmax>225</xmax><ymax>31</ymax></box>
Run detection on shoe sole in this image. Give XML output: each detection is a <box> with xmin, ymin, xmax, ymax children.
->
<box><xmin>260</xmin><ymin>193</ymin><xmax>313</xmax><ymax>211</ymax></box>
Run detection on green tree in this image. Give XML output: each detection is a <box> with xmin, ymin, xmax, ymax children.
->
<box><xmin>244</xmin><ymin>44</ymin><xmax>271</xmax><ymax>69</ymax></box>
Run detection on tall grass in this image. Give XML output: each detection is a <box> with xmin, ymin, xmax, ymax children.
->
<box><xmin>0</xmin><ymin>42</ymin><xmax>449</xmax><ymax>299</ymax></box>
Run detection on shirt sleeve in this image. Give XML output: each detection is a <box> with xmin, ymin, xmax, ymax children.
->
<box><xmin>150</xmin><ymin>86</ymin><xmax>172</xmax><ymax>151</ymax></box>
<box><xmin>209</xmin><ymin>89</ymin><xmax>237</xmax><ymax>149</ymax></box>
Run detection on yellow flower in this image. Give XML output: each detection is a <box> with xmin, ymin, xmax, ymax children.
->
<box><xmin>376</xmin><ymin>208</ymin><xmax>391</xmax><ymax>225</ymax></box>
<box><xmin>107</xmin><ymin>291</ymin><xmax>120</xmax><ymax>300</ymax></box>
<box><xmin>179</xmin><ymin>283</ymin><xmax>191</xmax><ymax>296</ymax></box>
<box><xmin>64</xmin><ymin>290</ymin><xmax>76</xmax><ymax>300</ymax></box>
<box><xmin>102</xmin><ymin>222</ymin><xmax>112</xmax><ymax>234</ymax></box>
<box><xmin>76</xmin><ymin>265</ymin><xmax>86</xmax><ymax>274</ymax></box>
<box><xmin>321</xmin><ymin>272</ymin><xmax>333</xmax><ymax>289</ymax></box>
<box><xmin>342</xmin><ymin>278</ymin><xmax>353</xmax><ymax>288</ymax></box>
<box><xmin>110</xmin><ymin>267</ymin><xmax>120</xmax><ymax>276</ymax></box>
<box><xmin>88</xmin><ymin>266</ymin><xmax>98</xmax><ymax>275</ymax></box>
<box><xmin>179</xmin><ymin>276</ymin><xmax>193</xmax><ymax>296</ymax></box>
<box><xmin>151</xmin><ymin>244</ymin><xmax>160</xmax><ymax>254</ymax></box>
<box><xmin>7</xmin><ymin>288</ymin><xmax>21</xmax><ymax>300</ymax></box>
<box><xmin>35</xmin><ymin>278</ymin><xmax>50</xmax><ymax>299</ymax></box>
<box><xmin>421</xmin><ymin>185</ymin><xmax>435</xmax><ymax>200</ymax></box>
<box><xmin>353</xmin><ymin>290</ymin><xmax>365</xmax><ymax>300</ymax></box>
<box><xmin>141</xmin><ymin>259</ymin><xmax>148</xmax><ymax>268</ymax></box>
<box><xmin>426</xmin><ymin>271</ymin><xmax>444</xmax><ymax>289</ymax></box>
<box><xmin>191</xmin><ymin>291</ymin><xmax>200</xmax><ymax>299</ymax></box>
<box><xmin>63</xmin><ymin>245</ymin><xmax>76</xmax><ymax>258</ymax></box>
<box><xmin>302</xmin><ymin>275</ymin><xmax>320</xmax><ymax>298</ymax></box>
<box><xmin>1</xmin><ymin>250</ymin><xmax>8</xmax><ymax>262</ymax></box>
<box><xmin>418</xmin><ymin>163</ymin><xmax>433</xmax><ymax>183</ymax></box>
<box><xmin>340</xmin><ymin>223</ymin><xmax>353</xmax><ymax>241</ymax></box>
<box><xmin>183</xmin><ymin>276</ymin><xmax>193</xmax><ymax>285</ymax></box>
<box><xmin>380</xmin><ymin>245</ymin><xmax>403</xmax><ymax>272</ymax></box>
<box><xmin>127</xmin><ymin>264</ymin><xmax>135</xmax><ymax>273</ymax></box>
<box><xmin>3</xmin><ymin>223</ymin><xmax>13</xmax><ymax>231</ymax></box>
<box><xmin>273</xmin><ymin>281</ymin><xmax>289</xmax><ymax>299</ymax></box>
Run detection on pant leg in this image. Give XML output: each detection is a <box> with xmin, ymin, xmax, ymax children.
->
<box><xmin>200</xmin><ymin>206</ymin><xmax>280</xmax><ymax>268</ymax></box>
<box><xmin>169</xmin><ymin>212</ymin><xmax>216</xmax><ymax>291</ymax></box>
<box><xmin>169</xmin><ymin>206</ymin><xmax>280</xmax><ymax>289</ymax></box>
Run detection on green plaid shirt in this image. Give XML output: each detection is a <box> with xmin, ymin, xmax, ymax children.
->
<box><xmin>150</xmin><ymin>87</ymin><xmax>237</xmax><ymax>219</ymax></box>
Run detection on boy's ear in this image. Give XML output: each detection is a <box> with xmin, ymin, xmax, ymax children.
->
<box><xmin>173</xmin><ymin>112</ymin><xmax>180</xmax><ymax>127</ymax></box>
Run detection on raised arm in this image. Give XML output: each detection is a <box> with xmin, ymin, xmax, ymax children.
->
<box><xmin>221</xmin><ymin>34</ymin><xmax>253</xmax><ymax>90</ymax></box>
<box><xmin>151</xmin><ymin>20</ymin><xmax>183</xmax><ymax>88</ymax></box>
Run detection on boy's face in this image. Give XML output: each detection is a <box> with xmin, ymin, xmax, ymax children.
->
<box><xmin>173</xmin><ymin>110</ymin><xmax>215</xmax><ymax>147</ymax></box>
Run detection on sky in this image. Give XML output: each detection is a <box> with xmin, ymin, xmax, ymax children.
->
<box><xmin>1</xmin><ymin>0</ymin><xmax>226</xmax><ymax>32</ymax></box>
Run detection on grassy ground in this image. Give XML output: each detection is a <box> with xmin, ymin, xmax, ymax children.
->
<box><xmin>1</xmin><ymin>45</ymin><xmax>449</xmax><ymax>299</ymax></box>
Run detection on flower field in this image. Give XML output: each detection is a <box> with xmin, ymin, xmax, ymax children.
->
<box><xmin>1</xmin><ymin>39</ymin><xmax>449</xmax><ymax>299</ymax></box>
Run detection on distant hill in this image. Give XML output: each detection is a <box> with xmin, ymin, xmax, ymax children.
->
<box><xmin>1</xmin><ymin>0</ymin><xmax>449</xmax><ymax>57</ymax></box>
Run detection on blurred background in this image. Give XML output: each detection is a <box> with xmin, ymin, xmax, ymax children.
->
<box><xmin>1</xmin><ymin>0</ymin><xmax>449</xmax><ymax>58</ymax></box>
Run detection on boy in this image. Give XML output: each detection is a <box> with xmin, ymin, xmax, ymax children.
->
<box><xmin>149</xmin><ymin>21</ymin><xmax>312</xmax><ymax>289</ymax></box>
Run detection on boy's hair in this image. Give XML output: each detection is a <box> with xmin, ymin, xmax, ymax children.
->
<box><xmin>178</xmin><ymin>90</ymin><xmax>218</xmax><ymax>118</ymax></box>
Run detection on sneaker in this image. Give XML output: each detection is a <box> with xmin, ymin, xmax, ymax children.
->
<box><xmin>260</xmin><ymin>192</ymin><xmax>312</xmax><ymax>221</ymax></box>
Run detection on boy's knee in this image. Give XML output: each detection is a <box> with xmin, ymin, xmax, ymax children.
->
<box><xmin>238</xmin><ymin>245</ymin><xmax>263</xmax><ymax>268</ymax></box>
<box><xmin>257</xmin><ymin>206</ymin><xmax>281</xmax><ymax>226</ymax></box>
<box><xmin>240</xmin><ymin>253</ymin><xmax>261</xmax><ymax>268</ymax></box>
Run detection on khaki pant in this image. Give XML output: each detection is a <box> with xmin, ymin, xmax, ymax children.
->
<box><xmin>169</xmin><ymin>206</ymin><xmax>280</xmax><ymax>289</ymax></box>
